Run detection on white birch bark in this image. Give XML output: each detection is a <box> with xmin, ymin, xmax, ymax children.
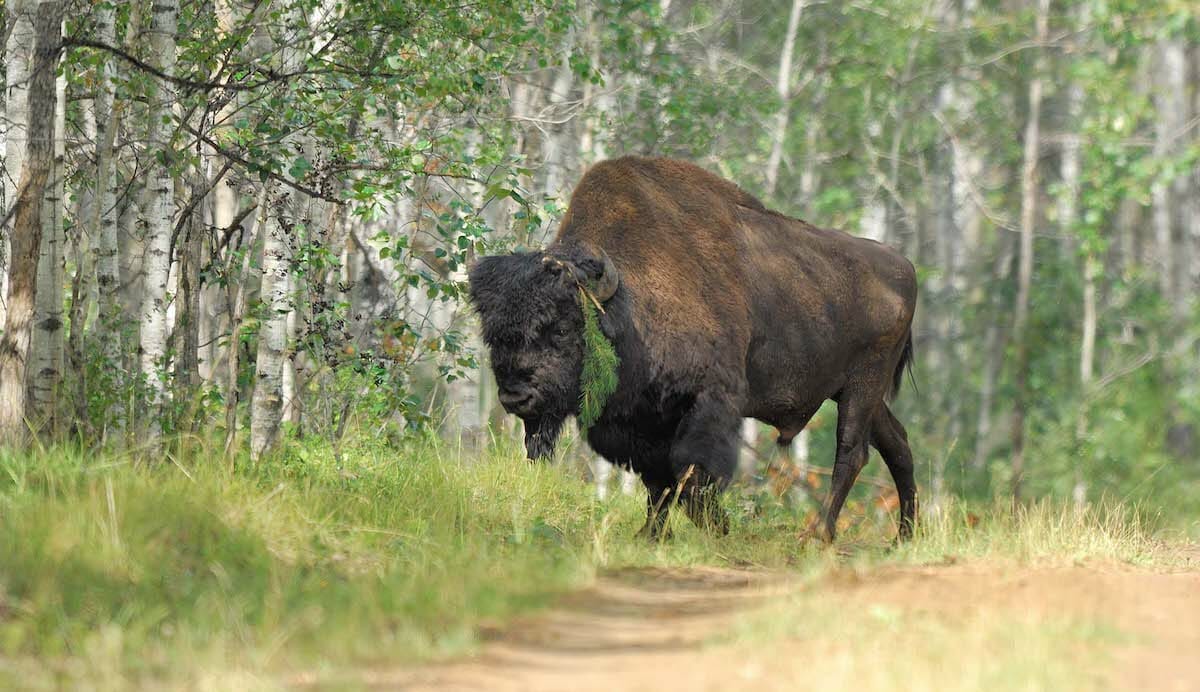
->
<box><xmin>2</xmin><ymin>0</ymin><xmax>35</xmax><ymax>333</ymax></box>
<box><xmin>139</xmin><ymin>0</ymin><xmax>178</xmax><ymax>434</ymax></box>
<box><xmin>764</xmin><ymin>0</ymin><xmax>804</xmax><ymax>196</ymax></box>
<box><xmin>0</xmin><ymin>0</ymin><xmax>63</xmax><ymax>443</ymax></box>
<box><xmin>738</xmin><ymin>418</ymin><xmax>758</xmax><ymax>477</ymax></box>
<box><xmin>201</xmin><ymin>175</ymin><xmax>238</xmax><ymax>383</ymax></box>
<box><xmin>92</xmin><ymin>0</ymin><xmax>123</xmax><ymax>380</ymax></box>
<box><xmin>28</xmin><ymin>69</ymin><xmax>65</xmax><ymax>425</ymax></box>
<box><xmin>0</xmin><ymin>43</ymin><xmax>5</xmax><ymax>332</ymax></box>
<box><xmin>249</xmin><ymin>14</ymin><xmax>305</xmax><ymax>458</ymax></box>
<box><xmin>250</xmin><ymin>186</ymin><xmax>293</xmax><ymax>459</ymax></box>
<box><xmin>860</xmin><ymin>196</ymin><xmax>887</xmax><ymax>242</ymax></box>
<box><xmin>538</xmin><ymin>29</ymin><xmax>578</xmax><ymax>213</ymax></box>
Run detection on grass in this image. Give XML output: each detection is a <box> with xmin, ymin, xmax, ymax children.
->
<box><xmin>0</xmin><ymin>433</ymin><xmax>1193</xmax><ymax>689</ymax></box>
<box><xmin>724</xmin><ymin>598</ymin><xmax>1129</xmax><ymax>691</ymax></box>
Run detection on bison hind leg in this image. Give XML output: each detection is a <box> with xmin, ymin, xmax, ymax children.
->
<box><xmin>870</xmin><ymin>405</ymin><xmax>917</xmax><ymax>540</ymax></box>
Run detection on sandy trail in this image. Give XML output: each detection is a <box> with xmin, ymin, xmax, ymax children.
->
<box><xmin>303</xmin><ymin>558</ymin><xmax>1200</xmax><ymax>691</ymax></box>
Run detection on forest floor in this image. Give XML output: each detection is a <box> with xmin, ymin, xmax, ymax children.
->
<box><xmin>303</xmin><ymin>554</ymin><xmax>1200</xmax><ymax>692</ymax></box>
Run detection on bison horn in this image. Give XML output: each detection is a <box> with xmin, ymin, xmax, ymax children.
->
<box><xmin>590</xmin><ymin>250</ymin><xmax>619</xmax><ymax>302</ymax></box>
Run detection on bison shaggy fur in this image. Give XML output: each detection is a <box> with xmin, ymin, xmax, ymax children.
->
<box><xmin>469</xmin><ymin>156</ymin><xmax>917</xmax><ymax>541</ymax></box>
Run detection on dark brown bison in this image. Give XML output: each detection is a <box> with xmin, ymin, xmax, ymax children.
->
<box><xmin>469</xmin><ymin>156</ymin><xmax>917</xmax><ymax>541</ymax></box>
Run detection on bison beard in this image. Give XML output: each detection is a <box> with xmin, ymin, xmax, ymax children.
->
<box><xmin>470</xmin><ymin>156</ymin><xmax>919</xmax><ymax>543</ymax></box>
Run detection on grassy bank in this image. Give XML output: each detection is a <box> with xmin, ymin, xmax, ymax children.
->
<box><xmin>0</xmin><ymin>435</ymin><xmax>1191</xmax><ymax>689</ymax></box>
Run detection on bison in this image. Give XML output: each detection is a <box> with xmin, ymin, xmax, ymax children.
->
<box><xmin>468</xmin><ymin>157</ymin><xmax>917</xmax><ymax>541</ymax></box>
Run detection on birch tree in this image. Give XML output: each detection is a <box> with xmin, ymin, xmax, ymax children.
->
<box><xmin>249</xmin><ymin>12</ymin><xmax>304</xmax><ymax>459</ymax></box>
<box><xmin>139</xmin><ymin>0</ymin><xmax>178</xmax><ymax>435</ymax></box>
<box><xmin>763</xmin><ymin>0</ymin><xmax>803</xmax><ymax>197</ymax></box>
<box><xmin>92</xmin><ymin>0</ymin><xmax>126</xmax><ymax>392</ymax></box>
<box><xmin>2</xmin><ymin>0</ymin><xmax>36</xmax><ymax>334</ymax></box>
<box><xmin>29</xmin><ymin>70</ymin><xmax>66</xmax><ymax>426</ymax></box>
<box><xmin>0</xmin><ymin>0</ymin><xmax>63</xmax><ymax>443</ymax></box>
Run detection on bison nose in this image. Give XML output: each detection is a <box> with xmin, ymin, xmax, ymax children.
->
<box><xmin>499</xmin><ymin>386</ymin><xmax>535</xmax><ymax>413</ymax></box>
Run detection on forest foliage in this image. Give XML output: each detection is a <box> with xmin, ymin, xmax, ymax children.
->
<box><xmin>0</xmin><ymin>0</ymin><xmax>1198</xmax><ymax>509</ymax></box>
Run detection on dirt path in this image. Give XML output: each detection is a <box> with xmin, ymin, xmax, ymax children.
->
<box><xmin>306</xmin><ymin>559</ymin><xmax>1200</xmax><ymax>691</ymax></box>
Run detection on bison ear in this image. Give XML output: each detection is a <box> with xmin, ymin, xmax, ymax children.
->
<box><xmin>589</xmin><ymin>250</ymin><xmax>619</xmax><ymax>302</ymax></box>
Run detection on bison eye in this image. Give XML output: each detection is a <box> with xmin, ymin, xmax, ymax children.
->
<box><xmin>554</xmin><ymin>324</ymin><xmax>571</xmax><ymax>338</ymax></box>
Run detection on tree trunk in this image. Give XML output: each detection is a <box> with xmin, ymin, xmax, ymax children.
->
<box><xmin>1075</xmin><ymin>254</ymin><xmax>1096</xmax><ymax>504</ymax></box>
<box><xmin>2</xmin><ymin>0</ymin><xmax>36</xmax><ymax>335</ymax></box>
<box><xmin>28</xmin><ymin>69</ymin><xmax>65</xmax><ymax>430</ymax></box>
<box><xmin>174</xmin><ymin>171</ymin><xmax>204</xmax><ymax>417</ymax></box>
<box><xmin>1009</xmin><ymin>0</ymin><xmax>1049</xmax><ymax>501</ymax></box>
<box><xmin>224</xmin><ymin>192</ymin><xmax>264</xmax><ymax>458</ymax></box>
<box><xmin>139</xmin><ymin>0</ymin><xmax>178</xmax><ymax>437</ymax></box>
<box><xmin>92</xmin><ymin>0</ymin><xmax>128</xmax><ymax>419</ymax></box>
<box><xmin>1062</xmin><ymin>4</ymin><xmax>1089</xmax><ymax>505</ymax></box>
<box><xmin>1151</xmin><ymin>38</ymin><xmax>1189</xmax><ymax>314</ymax></box>
<box><xmin>249</xmin><ymin>17</ymin><xmax>304</xmax><ymax>459</ymax></box>
<box><xmin>250</xmin><ymin>185</ymin><xmax>294</xmax><ymax>459</ymax></box>
<box><xmin>764</xmin><ymin>0</ymin><xmax>804</xmax><ymax>197</ymax></box>
<box><xmin>0</xmin><ymin>0</ymin><xmax>63</xmax><ymax>444</ymax></box>
<box><xmin>738</xmin><ymin>418</ymin><xmax>759</xmax><ymax>477</ymax></box>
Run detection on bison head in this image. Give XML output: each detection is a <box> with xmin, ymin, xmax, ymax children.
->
<box><xmin>468</xmin><ymin>247</ymin><xmax>619</xmax><ymax>460</ymax></box>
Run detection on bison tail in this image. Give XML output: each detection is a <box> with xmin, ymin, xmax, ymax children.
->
<box><xmin>889</xmin><ymin>332</ymin><xmax>915</xmax><ymax>401</ymax></box>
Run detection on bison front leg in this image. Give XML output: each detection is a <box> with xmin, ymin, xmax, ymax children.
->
<box><xmin>668</xmin><ymin>393</ymin><xmax>739</xmax><ymax>536</ymax></box>
<box><xmin>680</xmin><ymin>480</ymin><xmax>730</xmax><ymax>536</ymax></box>
<box><xmin>636</xmin><ymin>481</ymin><xmax>674</xmax><ymax>541</ymax></box>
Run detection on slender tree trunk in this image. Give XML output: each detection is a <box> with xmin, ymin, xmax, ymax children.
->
<box><xmin>28</xmin><ymin>68</ymin><xmax>65</xmax><ymax>429</ymax></box>
<box><xmin>1075</xmin><ymin>254</ymin><xmax>1096</xmax><ymax>504</ymax></box>
<box><xmin>739</xmin><ymin>418</ymin><xmax>759</xmax><ymax>477</ymax></box>
<box><xmin>0</xmin><ymin>0</ymin><xmax>63</xmax><ymax>444</ymax></box>
<box><xmin>1191</xmin><ymin>45</ymin><xmax>1200</xmax><ymax>298</ymax></box>
<box><xmin>250</xmin><ymin>186</ymin><xmax>294</xmax><ymax>459</ymax></box>
<box><xmin>174</xmin><ymin>170</ymin><xmax>204</xmax><ymax>418</ymax></box>
<box><xmin>0</xmin><ymin>36</ymin><xmax>6</xmax><ymax>335</ymax></box>
<box><xmin>1009</xmin><ymin>0</ymin><xmax>1049</xmax><ymax>501</ymax></box>
<box><xmin>537</xmin><ymin>29</ymin><xmax>578</xmax><ymax>216</ymax></box>
<box><xmin>1151</xmin><ymin>38</ymin><xmax>1188</xmax><ymax>313</ymax></box>
<box><xmin>201</xmin><ymin>173</ymin><xmax>238</xmax><ymax>384</ymax></box>
<box><xmin>1061</xmin><ymin>5</ymin><xmax>1089</xmax><ymax>505</ymax></box>
<box><xmin>92</xmin><ymin>0</ymin><xmax>128</xmax><ymax>426</ymax></box>
<box><xmin>2</xmin><ymin>0</ymin><xmax>36</xmax><ymax>334</ymax></box>
<box><xmin>860</xmin><ymin>196</ymin><xmax>887</xmax><ymax>241</ymax></box>
<box><xmin>140</xmin><ymin>0</ymin><xmax>179</xmax><ymax>436</ymax></box>
<box><xmin>67</xmin><ymin>165</ymin><xmax>92</xmax><ymax>433</ymax></box>
<box><xmin>224</xmin><ymin>193</ymin><xmax>264</xmax><ymax>458</ymax></box>
<box><xmin>764</xmin><ymin>0</ymin><xmax>804</xmax><ymax>196</ymax></box>
<box><xmin>249</xmin><ymin>17</ymin><xmax>304</xmax><ymax>459</ymax></box>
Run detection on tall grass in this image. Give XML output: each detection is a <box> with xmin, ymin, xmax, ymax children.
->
<box><xmin>0</xmin><ymin>436</ymin><xmax>607</xmax><ymax>687</ymax></box>
<box><xmin>0</xmin><ymin>434</ymin><xmax>1190</xmax><ymax>688</ymax></box>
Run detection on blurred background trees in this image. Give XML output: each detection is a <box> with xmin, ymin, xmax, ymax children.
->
<box><xmin>0</xmin><ymin>0</ymin><xmax>1197</xmax><ymax>511</ymax></box>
